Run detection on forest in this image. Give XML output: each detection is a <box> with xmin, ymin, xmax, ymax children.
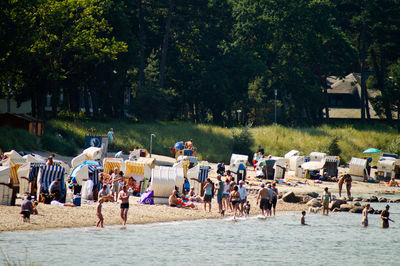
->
<box><xmin>1</xmin><ymin>0</ymin><xmax>399</xmax><ymax>126</ymax></box>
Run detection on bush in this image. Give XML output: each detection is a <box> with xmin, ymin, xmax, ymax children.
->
<box><xmin>40</xmin><ymin>134</ymin><xmax>78</xmax><ymax>156</ymax></box>
<box><xmin>387</xmin><ymin>138</ymin><xmax>400</xmax><ymax>156</ymax></box>
<box><xmin>325</xmin><ymin>136</ymin><xmax>341</xmax><ymax>156</ymax></box>
<box><xmin>232</xmin><ymin>126</ymin><xmax>254</xmax><ymax>157</ymax></box>
<box><xmin>0</xmin><ymin>127</ymin><xmax>40</xmax><ymax>152</ymax></box>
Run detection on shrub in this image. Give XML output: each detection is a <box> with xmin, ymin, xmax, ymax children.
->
<box><xmin>325</xmin><ymin>136</ymin><xmax>341</xmax><ymax>156</ymax></box>
<box><xmin>387</xmin><ymin>138</ymin><xmax>400</xmax><ymax>156</ymax></box>
<box><xmin>232</xmin><ymin>126</ymin><xmax>254</xmax><ymax>157</ymax></box>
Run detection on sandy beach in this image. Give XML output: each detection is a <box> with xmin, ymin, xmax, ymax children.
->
<box><xmin>1</xmin><ymin>152</ymin><xmax>399</xmax><ymax>233</ymax></box>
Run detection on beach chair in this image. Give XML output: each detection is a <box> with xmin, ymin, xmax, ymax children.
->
<box><xmin>37</xmin><ymin>165</ymin><xmax>66</xmax><ymax>203</ymax></box>
<box><xmin>102</xmin><ymin>157</ymin><xmax>124</xmax><ymax>175</ymax></box>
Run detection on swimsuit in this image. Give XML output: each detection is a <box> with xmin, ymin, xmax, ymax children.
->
<box><xmin>120</xmin><ymin>203</ymin><xmax>129</xmax><ymax>209</ymax></box>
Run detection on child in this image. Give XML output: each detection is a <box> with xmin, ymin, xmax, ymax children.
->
<box><xmin>96</xmin><ymin>198</ymin><xmax>104</xmax><ymax>228</ymax></box>
<box><xmin>301</xmin><ymin>211</ymin><xmax>307</xmax><ymax>225</ymax></box>
<box><xmin>20</xmin><ymin>195</ymin><xmax>34</xmax><ymax>223</ymax></box>
<box><xmin>244</xmin><ymin>201</ymin><xmax>251</xmax><ymax>217</ymax></box>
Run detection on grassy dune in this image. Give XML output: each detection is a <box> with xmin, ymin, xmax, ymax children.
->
<box><xmin>1</xmin><ymin>120</ymin><xmax>398</xmax><ymax>163</ymax></box>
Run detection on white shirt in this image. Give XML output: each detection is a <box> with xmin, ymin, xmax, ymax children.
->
<box><xmin>238</xmin><ymin>185</ymin><xmax>247</xmax><ymax>200</ymax></box>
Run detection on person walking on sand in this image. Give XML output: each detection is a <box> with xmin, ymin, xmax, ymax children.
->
<box><xmin>97</xmin><ymin>198</ymin><xmax>104</xmax><ymax>228</ymax></box>
<box><xmin>381</xmin><ymin>205</ymin><xmax>395</xmax><ymax>228</ymax></box>
<box><xmin>271</xmin><ymin>182</ymin><xmax>278</xmax><ymax>216</ymax></box>
<box><xmin>238</xmin><ymin>180</ymin><xmax>247</xmax><ymax>216</ymax></box>
<box><xmin>223</xmin><ymin>178</ymin><xmax>232</xmax><ymax>212</ymax></box>
<box><xmin>256</xmin><ymin>183</ymin><xmax>268</xmax><ymax>217</ymax></box>
<box><xmin>20</xmin><ymin>195</ymin><xmax>34</xmax><ymax>223</ymax></box>
<box><xmin>362</xmin><ymin>204</ymin><xmax>370</xmax><ymax>227</ymax></box>
<box><xmin>321</xmin><ymin>187</ymin><xmax>332</xmax><ymax>216</ymax></box>
<box><xmin>344</xmin><ymin>174</ymin><xmax>352</xmax><ymax>199</ymax></box>
<box><xmin>203</xmin><ymin>178</ymin><xmax>213</xmax><ymax>212</ymax></box>
<box><xmin>108</xmin><ymin>128</ymin><xmax>114</xmax><ymax>142</ymax></box>
<box><xmin>119</xmin><ymin>186</ymin><xmax>130</xmax><ymax>226</ymax></box>
<box><xmin>215</xmin><ymin>175</ymin><xmax>224</xmax><ymax>215</ymax></box>
<box><xmin>338</xmin><ymin>175</ymin><xmax>345</xmax><ymax>198</ymax></box>
<box><xmin>230</xmin><ymin>185</ymin><xmax>241</xmax><ymax>220</ymax></box>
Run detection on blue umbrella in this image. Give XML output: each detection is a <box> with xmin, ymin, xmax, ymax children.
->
<box><xmin>363</xmin><ymin>148</ymin><xmax>381</xmax><ymax>154</ymax></box>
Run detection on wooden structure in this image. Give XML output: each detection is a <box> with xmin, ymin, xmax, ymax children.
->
<box><xmin>0</xmin><ymin>113</ymin><xmax>44</xmax><ymax>136</ymax></box>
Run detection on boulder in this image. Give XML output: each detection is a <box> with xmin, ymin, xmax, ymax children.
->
<box><xmin>339</xmin><ymin>203</ymin><xmax>353</xmax><ymax>211</ymax></box>
<box><xmin>354</xmin><ymin>202</ymin><xmax>361</xmax><ymax>207</ymax></box>
<box><xmin>329</xmin><ymin>199</ymin><xmax>347</xmax><ymax>210</ymax></box>
<box><xmin>306</xmin><ymin>192</ymin><xmax>319</xmax><ymax>198</ymax></box>
<box><xmin>353</xmin><ymin>197</ymin><xmax>363</xmax><ymax>202</ymax></box>
<box><xmin>378</xmin><ymin>197</ymin><xmax>387</xmax><ymax>202</ymax></box>
<box><xmin>393</xmin><ymin>198</ymin><xmax>400</xmax><ymax>203</ymax></box>
<box><xmin>369</xmin><ymin>196</ymin><xmax>378</xmax><ymax>202</ymax></box>
<box><xmin>282</xmin><ymin>192</ymin><xmax>301</xmax><ymax>203</ymax></box>
<box><xmin>349</xmin><ymin>206</ymin><xmax>364</xmax><ymax>213</ymax></box>
<box><xmin>306</xmin><ymin>198</ymin><xmax>322</xmax><ymax>207</ymax></box>
<box><xmin>361</xmin><ymin>197</ymin><xmax>368</xmax><ymax>202</ymax></box>
<box><xmin>301</xmin><ymin>195</ymin><xmax>313</xmax><ymax>204</ymax></box>
<box><xmin>332</xmin><ymin>207</ymin><xmax>342</xmax><ymax>212</ymax></box>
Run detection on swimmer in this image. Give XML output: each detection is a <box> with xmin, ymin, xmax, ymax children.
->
<box><xmin>301</xmin><ymin>211</ymin><xmax>308</xmax><ymax>225</ymax></box>
<box><xmin>380</xmin><ymin>205</ymin><xmax>395</xmax><ymax>229</ymax></box>
<box><xmin>362</xmin><ymin>204</ymin><xmax>370</xmax><ymax>227</ymax></box>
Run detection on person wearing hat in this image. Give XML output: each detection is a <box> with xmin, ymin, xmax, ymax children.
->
<box><xmin>257</xmin><ymin>145</ymin><xmax>264</xmax><ymax>156</ymax></box>
<box><xmin>257</xmin><ymin>183</ymin><xmax>269</xmax><ymax>217</ymax></box>
<box><xmin>380</xmin><ymin>205</ymin><xmax>395</xmax><ymax>228</ymax></box>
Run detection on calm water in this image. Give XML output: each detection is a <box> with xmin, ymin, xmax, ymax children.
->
<box><xmin>1</xmin><ymin>202</ymin><xmax>399</xmax><ymax>266</ymax></box>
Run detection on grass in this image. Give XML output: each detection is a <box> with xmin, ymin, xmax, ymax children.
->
<box><xmin>1</xmin><ymin>120</ymin><xmax>399</xmax><ymax>164</ymax></box>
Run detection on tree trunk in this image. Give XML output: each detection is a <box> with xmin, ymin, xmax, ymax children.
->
<box><xmin>51</xmin><ymin>86</ymin><xmax>60</xmax><ymax>117</ymax></box>
<box><xmin>159</xmin><ymin>0</ymin><xmax>174</xmax><ymax>90</ymax></box>
<box><xmin>83</xmin><ymin>86</ymin><xmax>90</xmax><ymax>116</ymax></box>
<box><xmin>138</xmin><ymin>0</ymin><xmax>145</xmax><ymax>90</ymax></box>
<box><xmin>360</xmin><ymin>22</ymin><xmax>367</xmax><ymax>122</ymax></box>
<box><xmin>322</xmin><ymin>75</ymin><xmax>329</xmax><ymax>122</ymax></box>
<box><xmin>90</xmin><ymin>87</ymin><xmax>98</xmax><ymax>117</ymax></box>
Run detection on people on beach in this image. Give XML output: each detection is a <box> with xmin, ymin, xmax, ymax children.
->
<box><xmin>111</xmin><ymin>168</ymin><xmax>120</xmax><ymax>202</ymax></box>
<box><xmin>380</xmin><ymin>205</ymin><xmax>394</xmax><ymax>228</ymax></box>
<box><xmin>46</xmin><ymin>156</ymin><xmax>54</xmax><ymax>166</ymax></box>
<box><xmin>321</xmin><ymin>187</ymin><xmax>332</xmax><ymax>215</ymax></box>
<box><xmin>338</xmin><ymin>175</ymin><xmax>345</xmax><ymax>198</ymax></box>
<box><xmin>238</xmin><ymin>180</ymin><xmax>247</xmax><ymax>216</ymax></box>
<box><xmin>344</xmin><ymin>174</ymin><xmax>352</xmax><ymax>198</ymax></box>
<box><xmin>119</xmin><ymin>186</ymin><xmax>130</xmax><ymax>226</ymax></box>
<box><xmin>230</xmin><ymin>185</ymin><xmax>241</xmax><ymax>220</ymax></box>
<box><xmin>49</xmin><ymin>178</ymin><xmax>64</xmax><ymax>202</ymax></box>
<box><xmin>271</xmin><ymin>182</ymin><xmax>278</xmax><ymax>216</ymax></box>
<box><xmin>257</xmin><ymin>183</ymin><xmax>268</xmax><ymax>217</ymax></box>
<box><xmin>97</xmin><ymin>198</ymin><xmax>104</xmax><ymax>228</ymax></box>
<box><xmin>107</xmin><ymin>128</ymin><xmax>114</xmax><ymax>142</ymax></box>
<box><xmin>99</xmin><ymin>184</ymin><xmax>113</xmax><ymax>202</ymax></box>
<box><xmin>203</xmin><ymin>178</ymin><xmax>213</xmax><ymax>212</ymax></box>
<box><xmin>389</xmin><ymin>178</ymin><xmax>399</xmax><ymax>187</ymax></box>
<box><xmin>215</xmin><ymin>175</ymin><xmax>224</xmax><ymax>215</ymax></box>
<box><xmin>185</xmin><ymin>139</ymin><xmax>194</xmax><ymax>149</ymax></box>
<box><xmin>362</xmin><ymin>204</ymin><xmax>370</xmax><ymax>227</ymax></box>
<box><xmin>223</xmin><ymin>178</ymin><xmax>232</xmax><ymax>212</ymax></box>
<box><xmin>20</xmin><ymin>195</ymin><xmax>34</xmax><ymax>223</ymax></box>
<box><xmin>188</xmin><ymin>187</ymin><xmax>202</xmax><ymax>202</ymax></box>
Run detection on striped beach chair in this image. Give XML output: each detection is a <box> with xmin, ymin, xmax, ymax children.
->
<box><xmin>9</xmin><ymin>158</ymin><xmax>27</xmax><ymax>186</ymax></box>
<box><xmin>88</xmin><ymin>165</ymin><xmax>103</xmax><ymax>192</ymax></box>
<box><xmin>102</xmin><ymin>158</ymin><xmax>124</xmax><ymax>175</ymax></box>
<box><xmin>37</xmin><ymin>165</ymin><xmax>66</xmax><ymax>201</ymax></box>
<box><xmin>125</xmin><ymin>161</ymin><xmax>145</xmax><ymax>179</ymax></box>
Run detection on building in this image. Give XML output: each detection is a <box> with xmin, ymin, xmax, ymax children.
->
<box><xmin>0</xmin><ymin>113</ymin><xmax>44</xmax><ymax>136</ymax></box>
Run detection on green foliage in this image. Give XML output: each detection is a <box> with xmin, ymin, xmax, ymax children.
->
<box><xmin>40</xmin><ymin>135</ymin><xmax>77</xmax><ymax>156</ymax></box>
<box><xmin>387</xmin><ymin>138</ymin><xmax>400</xmax><ymax>156</ymax></box>
<box><xmin>232</xmin><ymin>126</ymin><xmax>254</xmax><ymax>157</ymax></box>
<box><xmin>325</xmin><ymin>136</ymin><xmax>342</xmax><ymax>156</ymax></box>
<box><xmin>0</xmin><ymin>127</ymin><xmax>40</xmax><ymax>152</ymax></box>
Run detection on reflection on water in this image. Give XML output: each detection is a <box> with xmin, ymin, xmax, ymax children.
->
<box><xmin>1</xmin><ymin>202</ymin><xmax>399</xmax><ymax>266</ymax></box>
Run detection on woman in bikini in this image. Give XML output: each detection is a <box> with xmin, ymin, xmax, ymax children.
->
<box><xmin>230</xmin><ymin>185</ymin><xmax>241</xmax><ymax>220</ymax></box>
<box><xmin>321</xmin><ymin>187</ymin><xmax>332</xmax><ymax>215</ymax></box>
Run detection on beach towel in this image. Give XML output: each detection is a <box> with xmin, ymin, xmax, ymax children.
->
<box><xmin>140</xmin><ymin>190</ymin><xmax>154</xmax><ymax>205</ymax></box>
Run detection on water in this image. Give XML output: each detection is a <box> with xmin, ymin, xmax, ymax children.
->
<box><xmin>1</xmin><ymin>202</ymin><xmax>399</xmax><ymax>266</ymax></box>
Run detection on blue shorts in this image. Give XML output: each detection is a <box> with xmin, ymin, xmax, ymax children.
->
<box><xmin>223</xmin><ymin>193</ymin><xmax>230</xmax><ymax>198</ymax></box>
<box><xmin>241</xmin><ymin>199</ymin><xmax>246</xmax><ymax>204</ymax></box>
<box><xmin>217</xmin><ymin>194</ymin><xmax>223</xmax><ymax>203</ymax></box>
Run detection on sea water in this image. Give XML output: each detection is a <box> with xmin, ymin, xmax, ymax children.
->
<box><xmin>0</xmin><ymin>202</ymin><xmax>399</xmax><ymax>266</ymax></box>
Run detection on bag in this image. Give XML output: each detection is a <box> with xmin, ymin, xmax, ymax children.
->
<box><xmin>140</xmin><ymin>190</ymin><xmax>154</xmax><ymax>205</ymax></box>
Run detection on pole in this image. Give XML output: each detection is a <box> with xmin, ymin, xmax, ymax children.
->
<box><xmin>274</xmin><ymin>89</ymin><xmax>277</xmax><ymax>124</ymax></box>
<box><xmin>150</xmin><ymin>134</ymin><xmax>156</xmax><ymax>158</ymax></box>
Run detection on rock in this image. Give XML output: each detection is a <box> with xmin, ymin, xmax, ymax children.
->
<box><xmin>354</xmin><ymin>202</ymin><xmax>361</xmax><ymax>207</ymax></box>
<box><xmin>332</xmin><ymin>207</ymin><xmax>342</xmax><ymax>212</ymax></box>
<box><xmin>353</xmin><ymin>197</ymin><xmax>363</xmax><ymax>202</ymax></box>
<box><xmin>282</xmin><ymin>192</ymin><xmax>301</xmax><ymax>203</ymax></box>
<box><xmin>306</xmin><ymin>192</ymin><xmax>319</xmax><ymax>198</ymax></box>
<box><xmin>339</xmin><ymin>196</ymin><xmax>347</xmax><ymax>201</ymax></box>
<box><xmin>301</xmin><ymin>195</ymin><xmax>313</xmax><ymax>204</ymax></box>
<box><xmin>378</xmin><ymin>197</ymin><xmax>387</xmax><ymax>202</ymax></box>
<box><xmin>393</xmin><ymin>198</ymin><xmax>400</xmax><ymax>203</ymax></box>
<box><xmin>306</xmin><ymin>198</ymin><xmax>322</xmax><ymax>207</ymax></box>
<box><xmin>349</xmin><ymin>206</ymin><xmax>364</xmax><ymax>213</ymax></box>
<box><xmin>369</xmin><ymin>196</ymin><xmax>378</xmax><ymax>202</ymax></box>
<box><xmin>339</xmin><ymin>203</ymin><xmax>353</xmax><ymax>211</ymax></box>
<box><xmin>329</xmin><ymin>199</ymin><xmax>347</xmax><ymax>210</ymax></box>
<box><xmin>361</xmin><ymin>197</ymin><xmax>368</xmax><ymax>202</ymax></box>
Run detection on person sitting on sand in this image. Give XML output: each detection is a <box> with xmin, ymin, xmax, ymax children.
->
<box><xmin>188</xmin><ymin>187</ymin><xmax>202</xmax><ymax>202</ymax></box>
<box><xmin>321</xmin><ymin>187</ymin><xmax>332</xmax><ymax>216</ymax></box>
<box><xmin>20</xmin><ymin>195</ymin><xmax>34</xmax><ymax>223</ymax></box>
<box><xmin>362</xmin><ymin>204</ymin><xmax>370</xmax><ymax>227</ymax></box>
<box><xmin>389</xmin><ymin>178</ymin><xmax>399</xmax><ymax>187</ymax></box>
<box><xmin>97</xmin><ymin>198</ymin><xmax>104</xmax><ymax>228</ymax></box>
<box><xmin>169</xmin><ymin>190</ymin><xmax>196</xmax><ymax>209</ymax></box>
<box><xmin>49</xmin><ymin>178</ymin><xmax>64</xmax><ymax>202</ymax></box>
<box><xmin>380</xmin><ymin>205</ymin><xmax>394</xmax><ymax>228</ymax></box>
<box><xmin>127</xmin><ymin>177</ymin><xmax>139</xmax><ymax>196</ymax></box>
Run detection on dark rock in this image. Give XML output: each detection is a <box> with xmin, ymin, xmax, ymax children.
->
<box><xmin>349</xmin><ymin>206</ymin><xmax>364</xmax><ymax>213</ymax></box>
<box><xmin>393</xmin><ymin>198</ymin><xmax>400</xmax><ymax>203</ymax></box>
<box><xmin>306</xmin><ymin>192</ymin><xmax>319</xmax><ymax>198</ymax></box>
<box><xmin>301</xmin><ymin>195</ymin><xmax>313</xmax><ymax>204</ymax></box>
<box><xmin>361</xmin><ymin>197</ymin><xmax>368</xmax><ymax>202</ymax></box>
<box><xmin>353</xmin><ymin>197</ymin><xmax>363</xmax><ymax>202</ymax></box>
<box><xmin>354</xmin><ymin>202</ymin><xmax>361</xmax><ymax>207</ymax></box>
<box><xmin>282</xmin><ymin>192</ymin><xmax>301</xmax><ymax>203</ymax></box>
<box><xmin>306</xmin><ymin>198</ymin><xmax>322</xmax><ymax>207</ymax></box>
<box><xmin>339</xmin><ymin>204</ymin><xmax>353</xmax><ymax>211</ymax></box>
<box><xmin>369</xmin><ymin>196</ymin><xmax>378</xmax><ymax>202</ymax></box>
<box><xmin>378</xmin><ymin>197</ymin><xmax>387</xmax><ymax>202</ymax></box>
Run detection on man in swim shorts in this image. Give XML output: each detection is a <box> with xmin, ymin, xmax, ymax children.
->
<box><xmin>256</xmin><ymin>183</ymin><xmax>269</xmax><ymax>217</ymax></box>
<box><xmin>119</xmin><ymin>186</ymin><xmax>130</xmax><ymax>226</ymax></box>
<box><xmin>215</xmin><ymin>175</ymin><xmax>224</xmax><ymax>215</ymax></box>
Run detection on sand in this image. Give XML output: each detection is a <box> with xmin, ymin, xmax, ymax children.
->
<box><xmin>1</xmin><ymin>152</ymin><xmax>399</xmax><ymax>232</ymax></box>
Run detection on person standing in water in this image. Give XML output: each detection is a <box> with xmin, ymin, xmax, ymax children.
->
<box><xmin>380</xmin><ymin>205</ymin><xmax>395</xmax><ymax>228</ymax></box>
<box><xmin>119</xmin><ymin>186</ymin><xmax>130</xmax><ymax>226</ymax></box>
<box><xmin>362</xmin><ymin>204</ymin><xmax>370</xmax><ymax>227</ymax></box>
<box><xmin>96</xmin><ymin>198</ymin><xmax>104</xmax><ymax>228</ymax></box>
<box><xmin>271</xmin><ymin>182</ymin><xmax>278</xmax><ymax>216</ymax></box>
<box><xmin>321</xmin><ymin>187</ymin><xmax>332</xmax><ymax>215</ymax></box>
<box><xmin>256</xmin><ymin>183</ymin><xmax>268</xmax><ymax>217</ymax></box>
<box><xmin>300</xmin><ymin>211</ymin><xmax>307</xmax><ymax>225</ymax></box>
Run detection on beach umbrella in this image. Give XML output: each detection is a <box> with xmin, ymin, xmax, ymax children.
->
<box><xmin>363</xmin><ymin>148</ymin><xmax>381</xmax><ymax>154</ymax></box>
